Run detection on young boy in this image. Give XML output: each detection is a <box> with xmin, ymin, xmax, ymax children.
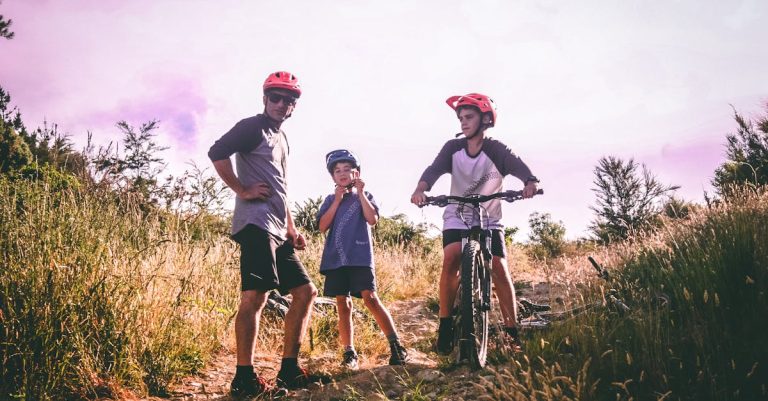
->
<box><xmin>316</xmin><ymin>149</ymin><xmax>408</xmax><ymax>369</ymax></box>
<box><xmin>410</xmin><ymin>93</ymin><xmax>539</xmax><ymax>353</ymax></box>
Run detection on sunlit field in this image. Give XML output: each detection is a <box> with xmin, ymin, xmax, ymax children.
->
<box><xmin>2</xmin><ymin>172</ymin><xmax>766</xmax><ymax>400</ymax></box>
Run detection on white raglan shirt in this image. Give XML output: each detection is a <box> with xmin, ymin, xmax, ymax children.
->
<box><xmin>419</xmin><ymin>136</ymin><xmax>534</xmax><ymax>231</ymax></box>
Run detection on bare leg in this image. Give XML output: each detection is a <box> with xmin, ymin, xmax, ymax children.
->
<box><xmin>336</xmin><ymin>296</ymin><xmax>354</xmax><ymax>348</ymax></box>
<box><xmin>235</xmin><ymin>290</ymin><xmax>269</xmax><ymax>366</ymax></box>
<box><xmin>283</xmin><ymin>283</ymin><xmax>318</xmax><ymax>358</ymax></box>
<box><xmin>438</xmin><ymin>242</ymin><xmax>462</xmax><ymax>318</ymax></box>
<box><xmin>491</xmin><ymin>256</ymin><xmax>518</xmax><ymax>327</ymax></box>
<box><xmin>361</xmin><ymin>290</ymin><xmax>397</xmax><ymax>337</ymax></box>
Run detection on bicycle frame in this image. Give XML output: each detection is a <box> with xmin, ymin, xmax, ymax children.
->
<box><xmin>423</xmin><ymin>189</ymin><xmax>543</xmax><ymax>368</ymax></box>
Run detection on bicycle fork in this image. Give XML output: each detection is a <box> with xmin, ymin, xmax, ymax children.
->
<box><xmin>463</xmin><ymin>228</ymin><xmax>493</xmax><ymax>313</ymax></box>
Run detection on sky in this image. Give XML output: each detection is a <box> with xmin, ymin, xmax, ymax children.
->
<box><xmin>1</xmin><ymin>0</ymin><xmax>767</xmax><ymax>240</ymax></box>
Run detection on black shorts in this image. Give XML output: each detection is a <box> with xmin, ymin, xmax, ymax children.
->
<box><xmin>232</xmin><ymin>224</ymin><xmax>312</xmax><ymax>293</ymax></box>
<box><xmin>442</xmin><ymin>229</ymin><xmax>507</xmax><ymax>258</ymax></box>
<box><xmin>322</xmin><ymin>266</ymin><xmax>376</xmax><ymax>298</ymax></box>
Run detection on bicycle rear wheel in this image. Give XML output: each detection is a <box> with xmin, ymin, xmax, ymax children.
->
<box><xmin>456</xmin><ymin>240</ymin><xmax>489</xmax><ymax>369</ymax></box>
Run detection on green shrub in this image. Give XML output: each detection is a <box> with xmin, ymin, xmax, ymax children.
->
<box><xmin>480</xmin><ymin>187</ymin><xmax>768</xmax><ymax>401</ymax></box>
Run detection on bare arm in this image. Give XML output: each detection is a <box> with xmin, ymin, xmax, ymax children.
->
<box><xmin>212</xmin><ymin>158</ymin><xmax>245</xmax><ymax>195</ymax></box>
<box><xmin>212</xmin><ymin>158</ymin><xmax>271</xmax><ymax>200</ymax></box>
<box><xmin>410</xmin><ymin>180</ymin><xmax>430</xmax><ymax>205</ymax></box>
<box><xmin>285</xmin><ymin>201</ymin><xmax>306</xmax><ymax>249</ymax></box>
<box><xmin>318</xmin><ymin>186</ymin><xmax>346</xmax><ymax>233</ymax></box>
<box><xmin>352</xmin><ymin>172</ymin><xmax>378</xmax><ymax>225</ymax></box>
<box><xmin>358</xmin><ymin>190</ymin><xmax>378</xmax><ymax>225</ymax></box>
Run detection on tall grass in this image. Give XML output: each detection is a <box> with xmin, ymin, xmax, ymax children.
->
<box><xmin>0</xmin><ymin>175</ymin><xmax>446</xmax><ymax>399</ymax></box>
<box><xmin>0</xmin><ymin>177</ymin><xmax>239</xmax><ymax>400</ymax></box>
<box><xmin>479</xmin><ymin>187</ymin><xmax>768</xmax><ymax>400</ymax></box>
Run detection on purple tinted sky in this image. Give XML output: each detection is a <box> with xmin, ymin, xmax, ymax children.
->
<box><xmin>1</xmin><ymin>0</ymin><xmax>767</xmax><ymax>239</ymax></box>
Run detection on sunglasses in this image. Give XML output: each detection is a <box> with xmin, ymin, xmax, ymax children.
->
<box><xmin>267</xmin><ymin>93</ymin><xmax>297</xmax><ymax>106</ymax></box>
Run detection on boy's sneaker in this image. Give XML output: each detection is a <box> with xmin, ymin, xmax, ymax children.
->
<box><xmin>230</xmin><ymin>373</ymin><xmax>287</xmax><ymax>398</ymax></box>
<box><xmin>502</xmin><ymin>327</ymin><xmax>525</xmax><ymax>353</ymax></box>
<box><xmin>505</xmin><ymin>335</ymin><xmax>525</xmax><ymax>353</ymax></box>
<box><xmin>389</xmin><ymin>342</ymin><xmax>409</xmax><ymax>365</ymax></box>
<box><xmin>509</xmin><ymin>337</ymin><xmax>525</xmax><ymax>353</ymax></box>
<box><xmin>276</xmin><ymin>367</ymin><xmax>332</xmax><ymax>390</ymax></box>
<box><xmin>341</xmin><ymin>350</ymin><xmax>359</xmax><ymax>370</ymax></box>
<box><xmin>435</xmin><ymin>327</ymin><xmax>454</xmax><ymax>355</ymax></box>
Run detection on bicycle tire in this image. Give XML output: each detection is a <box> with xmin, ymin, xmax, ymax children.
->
<box><xmin>457</xmin><ymin>240</ymin><xmax>489</xmax><ymax>369</ymax></box>
<box><xmin>517</xmin><ymin>302</ymin><xmax>600</xmax><ymax>330</ymax></box>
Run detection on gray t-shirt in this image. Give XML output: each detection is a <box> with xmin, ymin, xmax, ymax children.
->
<box><xmin>316</xmin><ymin>191</ymin><xmax>379</xmax><ymax>272</ymax></box>
<box><xmin>419</xmin><ymin>136</ymin><xmax>534</xmax><ymax>230</ymax></box>
<box><xmin>208</xmin><ymin>114</ymin><xmax>289</xmax><ymax>239</ymax></box>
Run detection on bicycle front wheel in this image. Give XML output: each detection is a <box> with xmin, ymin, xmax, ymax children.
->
<box><xmin>457</xmin><ymin>240</ymin><xmax>489</xmax><ymax>369</ymax></box>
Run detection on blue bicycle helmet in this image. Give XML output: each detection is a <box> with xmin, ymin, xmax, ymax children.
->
<box><xmin>325</xmin><ymin>149</ymin><xmax>360</xmax><ymax>173</ymax></box>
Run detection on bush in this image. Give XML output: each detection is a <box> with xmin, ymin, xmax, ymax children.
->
<box><xmin>481</xmin><ymin>186</ymin><xmax>768</xmax><ymax>401</ymax></box>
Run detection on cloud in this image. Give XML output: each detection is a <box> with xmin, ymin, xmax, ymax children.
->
<box><xmin>82</xmin><ymin>75</ymin><xmax>208</xmax><ymax>153</ymax></box>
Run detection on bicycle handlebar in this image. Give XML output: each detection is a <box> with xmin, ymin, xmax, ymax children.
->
<box><xmin>421</xmin><ymin>189</ymin><xmax>544</xmax><ymax>208</ymax></box>
<box><xmin>588</xmin><ymin>256</ymin><xmax>610</xmax><ymax>280</ymax></box>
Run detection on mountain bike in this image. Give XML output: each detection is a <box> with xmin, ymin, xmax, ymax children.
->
<box><xmin>422</xmin><ymin>188</ymin><xmax>543</xmax><ymax>369</ymax></box>
<box><xmin>515</xmin><ymin>256</ymin><xmax>670</xmax><ymax>330</ymax></box>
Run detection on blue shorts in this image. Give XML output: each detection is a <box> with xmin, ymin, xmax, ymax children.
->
<box><xmin>442</xmin><ymin>229</ymin><xmax>507</xmax><ymax>258</ymax></box>
<box><xmin>322</xmin><ymin>266</ymin><xmax>376</xmax><ymax>298</ymax></box>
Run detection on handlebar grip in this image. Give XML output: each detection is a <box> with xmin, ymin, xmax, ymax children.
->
<box><xmin>587</xmin><ymin>256</ymin><xmax>601</xmax><ymax>271</ymax></box>
<box><xmin>588</xmin><ymin>256</ymin><xmax>611</xmax><ymax>280</ymax></box>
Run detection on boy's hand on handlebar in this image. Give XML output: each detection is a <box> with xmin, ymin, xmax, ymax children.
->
<box><xmin>411</xmin><ymin>190</ymin><xmax>427</xmax><ymax>206</ymax></box>
<box><xmin>523</xmin><ymin>181</ymin><xmax>538</xmax><ymax>199</ymax></box>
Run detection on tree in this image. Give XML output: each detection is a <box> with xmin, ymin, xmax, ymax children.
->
<box><xmin>0</xmin><ymin>118</ymin><xmax>31</xmax><ymax>173</ymax></box>
<box><xmin>93</xmin><ymin>120</ymin><xmax>168</xmax><ymax>201</ymax></box>
<box><xmin>503</xmin><ymin>226</ymin><xmax>519</xmax><ymax>245</ymax></box>
<box><xmin>0</xmin><ymin>12</ymin><xmax>14</xmax><ymax>40</ymax></box>
<box><xmin>712</xmin><ymin>105</ymin><xmax>768</xmax><ymax>195</ymax></box>
<box><xmin>527</xmin><ymin>212</ymin><xmax>566</xmax><ymax>260</ymax></box>
<box><xmin>293</xmin><ymin>196</ymin><xmax>324</xmax><ymax>236</ymax></box>
<box><xmin>590</xmin><ymin>156</ymin><xmax>679</xmax><ymax>243</ymax></box>
<box><xmin>373</xmin><ymin>213</ymin><xmax>431</xmax><ymax>248</ymax></box>
<box><xmin>662</xmin><ymin>196</ymin><xmax>698</xmax><ymax>220</ymax></box>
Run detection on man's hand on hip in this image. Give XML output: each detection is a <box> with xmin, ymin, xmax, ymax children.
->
<box><xmin>238</xmin><ymin>183</ymin><xmax>272</xmax><ymax>201</ymax></box>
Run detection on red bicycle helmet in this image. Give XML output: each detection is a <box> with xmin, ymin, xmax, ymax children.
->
<box><xmin>263</xmin><ymin>71</ymin><xmax>302</xmax><ymax>97</ymax></box>
<box><xmin>446</xmin><ymin>93</ymin><xmax>497</xmax><ymax>126</ymax></box>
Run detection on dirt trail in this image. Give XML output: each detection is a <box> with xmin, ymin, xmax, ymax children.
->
<box><xmin>142</xmin><ymin>279</ymin><xmax>558</xmax><ymax>401</ymax></box>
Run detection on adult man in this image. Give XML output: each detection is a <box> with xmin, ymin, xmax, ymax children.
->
<box><xmin>208</xmin><ymin>71</ymin><xmax>323</xmax><ymax>397</ymax></box>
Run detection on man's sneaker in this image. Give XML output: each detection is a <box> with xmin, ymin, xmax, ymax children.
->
<box><xmin>341</xmin><ymin>350</ymin><xmax>359</xmax><ymax>370</ymax></box>
<box><xmin>389</xmin><ymin>342</ymin><xmax>408</xmax><ymax>365</ymax></box>
<box><xmin>230</xmin><ymin>373</ymin><xmax>287</xmax><ymax>398</ymax></box>
<box><xmin>276</xmin><ymin>367</ymin><xmax>332</xmax><ymax>390</ymax></box>
<box><xmin>435</xmin><ymin>327</ymin><xmax>454</xmax><ymax>355</ymax></box>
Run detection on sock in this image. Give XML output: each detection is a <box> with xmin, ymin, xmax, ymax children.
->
<box><xmin>386</xmin><ymin>333</ymin><xmax>400</xmax><ymax>345</ymax></box>
<box><xmin>344</xmin><ymin>345</ymin><xmax>355</xmax><ymax>353</ymax></box>
<box><xmin>280</xmin><ymin>358</ymin><xmax>298</xmax><ymax>372</ymax></box>
<box><xmin>439</xmin><ymin>317</ymin><xmax>453</xmax><ymax>333</ymax></box>
<box><xmin>235</xmin><ymin>365</ymin><xmax>254</xmax><ymax>378</ymax></box>
<box><xmin>505</xmin><ymin>326</ymin><xmax>520</xmax><ymax>338</ymax></box>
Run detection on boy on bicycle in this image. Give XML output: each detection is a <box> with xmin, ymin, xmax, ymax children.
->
<box><xmin>317</xmin><ymin>149</ymin><xmax>408</xmax><ymax>369</ymax></box>
<box><xmin>410</xmin><ymin>93</ymin><xmax>539</xmax><ymax>353</ymax></box>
